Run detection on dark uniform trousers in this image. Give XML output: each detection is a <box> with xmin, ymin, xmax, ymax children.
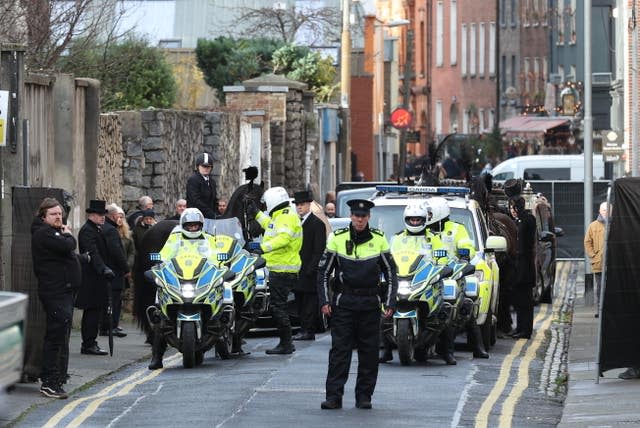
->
<box><xmin>269</xmin><ymin>272</ymin><xmax>297</xmax><ymax>329</ymax></box>
<box><xmin>294</xmin><ymin>290</ymin><xmax>318</xmax><ymax>333</ymax></box>
<box><xmin>513</xmin><ymin>283</ymin><xmax>534</xmax><ymax>336</ymax></box>
<box><xmin>40</xmin><ymin>293</ymin><xmax>74</xmax><ymax>384</ymax></box>
<box><xmin>326</xmin><ymin>294</ymin><xmax>380</xmax><ymax>402</ymax></box>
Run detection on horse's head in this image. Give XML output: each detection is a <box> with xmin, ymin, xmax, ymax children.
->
<box><xmin>222</xmin><ymin>181</ymin><xmax>265</xmax><ymax>240</ymax></box>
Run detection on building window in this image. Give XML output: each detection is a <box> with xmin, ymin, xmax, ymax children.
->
<box><xmin>461</xmin><ymin>24</ymin><xmax>468</xmax><ymax>76</ymax></box>
<box><xmin>436</xmin><ymin>1</ymin><xmax>444</xmax><ymax>67</ymax></box>
<box><xmin>511</xmin><ymin>55</ymin><xmax>517</xmax><ymax>88</ymax></box>
<box><xmin>450</xmin><ymin>0</ymin><xmax>457</xmax><ymax>65</ymax></box>
<box><xmin>569</xmin><ymin>0</ymin><xmax>577</xmax><ymax>44</ymax></box>
<box><xmin>510</xmin><ymin>0</ymin><xmax>517</xmax><ymax>27</ymax></box>
<box><xmin>569</xmin><ymin>64</ymin><xmax>576</xmax><ymax>82</ymax></box>
<box><xmin>540</xmin><ymin>0</ymin><xmax>548</xmax><ymax>26</ymax></box>
<box><xmin>543</xmin><ymin>57</ymin><xmax>548</xmax><ymax>82</ymax></box>
<box><xmin>500</xmin><ymin>0</ymin><xmax>506</xmax><ymax>27</ymax></box>
<box><xmin>462</xmin><ymin>108</ymin><xmax>469</xmax><ymax>133</ymax></box>
<box><xmin>479</xmin><ymin>23</ymin><xmax>485</xmax><ymax>77</ymax></box>
<box><xmin>558</xmin><ymin>65</ymin><xmax>565</xmax><ymax>82</ymax></box>
<box><xmin>534</xmin><ymin>57</ymin><xmax>541</xmax><ymax>93</ymax></box>
<box><xmin>489</xmin><ymin>22</ymin><xmax>496</xmax><ymax>76</ymax></box>
<box><xmin>523</xmin><ymin>0</ymin><xmax>531</xmax><ymax>27</ymax></box>
<box><xmin>501</xmin><ymin>55</ymin><xmax>507</xmax><ymax>92</ymax></box>
<box><xmin>435</xmin><ymin>100</ymin><xmax>443</xmax><ymax>135</ymax></box>
<box><xmin>470</xmin><ymin>23</ymin><xmax>477</xmax><ymax>76</ymax></box>
<box><xmin>488</xmin><ymin>109</ymin><xmax>495</xmax><ymax>129</ymax></box>
<box><xmin>479</xmin><ymin>108</ymin><xmax>485</xmax><ymax>132</ymax></box>
<box><xmin>556</xmin><ymin>0</ymin><xmax>565</xmax><ymax>44</ymax></box>
<box><xmin>524</xmin><ymin>57</ymin><xmax>531</xmax><ymax>94</ymax></box>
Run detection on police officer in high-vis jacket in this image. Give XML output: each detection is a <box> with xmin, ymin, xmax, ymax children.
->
<box><xmin>246</xmin><ymin>186</ymin><xmax>302</xmax><ymax>355</ymax></box>
<box><xmin>427</xmin><ymin>197</ymin><xmax>489</xmax><ymax>362</ymax></box>
<box><xmin>317</xmin><ymin>199</ymin><xmax>398</xmax><ymax>410</ymax></box>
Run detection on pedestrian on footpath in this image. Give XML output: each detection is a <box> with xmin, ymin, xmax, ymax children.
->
<box><xmin>292</xmin><ymin>190</ymin><xmax>326</xmax><ymax>341</ymax></box>
<box><xmin>127</xmin><ymin>195</ymin><xmax>153</xmax><ymax>229</ymax></box>
<box><xmin>509</xmin><ymin>196</ymin><xmax>536</xmax><ymax>339</ymax></box>
<box><xmin>584</xmin><ymin>201</ymin><xmax>609</xmax><ymax>318</ymax></box>
<box><xmin>246</xmin><ymin>186</ymin><xmax>302</xmax><ymax>355</ymax></box>
<box><xmin>166</xmin><ymin>199</ymin><xmax>187</xmax><ymax>221</ymax></box>
<box><xmin>317</xmin><ymin>199</ymin><xmax>398</xmax><ymax>410</ymax></box>
<box><xmin>76</xmin><ymin>200</ymin><xmax>117</xmax><ymax>356</ymax></box>
<box><xmin>31</xmin><ymin>198</ymin><xmax>83</xmax><ymax>399</ymax></box>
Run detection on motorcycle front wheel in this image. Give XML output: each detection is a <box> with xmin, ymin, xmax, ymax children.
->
<box><xmin>215</xmin><ymin>326</ymin><xmax>232</xmax><ymax>360</ymax></box>
<box><xmin>181</xmin><ymin>322</ymin><xmax>197</xmax><ymax>369</ymax></box>
<box><xmin>397</xmin><ymin>319</ymin><xmax>415</xmax><ymax>366</ymax></box>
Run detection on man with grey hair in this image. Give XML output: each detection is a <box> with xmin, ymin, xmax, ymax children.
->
<box><xmin>167</xmin><ymin>199</ymin><xmax>187</xmax><ymax>221</ymax></box>
<box><xmin>127</xmin><ymin>196</ymin><xmax>153</xmax><ymax>228</ymax></box>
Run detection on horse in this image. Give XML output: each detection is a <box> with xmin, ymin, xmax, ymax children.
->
<box><xmin>133</xmin><ymin>173</ymin><xmax>265</xmax><ymax>336</ymax></box>
<box><xmin>469</xmin><ymin>174</ymin><xmax>518</xmax><ymax>334</ymax></box>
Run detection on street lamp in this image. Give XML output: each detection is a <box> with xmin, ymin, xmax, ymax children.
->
<box><xmin>398</xmin><ymin>26</ymin><xmax>414</xmax><ymax>183</ymax></box>
<box><xmin>340</xmin><ymin>0</ymin><xmax>351</xmax><ymax>181</ymax></box>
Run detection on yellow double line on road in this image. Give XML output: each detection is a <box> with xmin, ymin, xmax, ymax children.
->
<box><xmin>475</xmin><ymin>261</ymin><xmax>570</xmax><ymax>428</ymax></box>
<box><xmin>43</xmin><ymin>353</ymin><xmax>181</xmax><ymax>428</ymax></box>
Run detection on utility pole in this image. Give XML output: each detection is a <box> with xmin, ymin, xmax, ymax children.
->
<box><xmin>398</xmin><ymin>28</ymin><xmax>414</xmax><ymax>183</ymax></box>
<box><xmin>495</xmin><ymin>0</ymin><xmax>501</xmax><ymax>127</ymax></box>
<box><xmin>340</xmin><ymin>0</ymin><xmax>351</xmax><ymax>181</ymax></box>
<box><xmin>632</xmin><ymin>1</ymin><xmax>639</xmax><ymax>176</ymax></box>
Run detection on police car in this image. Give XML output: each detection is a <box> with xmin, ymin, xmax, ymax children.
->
<box><xmin>368</xmin><ymin>185</ymin><xmax>507</xmax><ymax>349</ymax></box>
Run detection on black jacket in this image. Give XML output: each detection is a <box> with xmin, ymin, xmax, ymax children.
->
<box><xmin>104</xmin><ymin>218</ymin><xmax>130</xmax><ymax>290</ymax></box>
<box><xmin>76</xmin><ymin>220</ymin><xmax>112</xmax><ymax>309</ymax></box>
<box><xmin>515</xmin><ymin>209</ymin><xmax>537</xmax><ymax>288</ymax></box>
<box><xmin>30</xmin><ymin>218</ymin><xmax>81</xmax><ymax>300</ymax></box>
<box><xmin>186</xmin><ymin>172</ymin><xmax>218</xmax><ymax>219</ymax></box>
<box><xmin>294</xmin><ymin>213</ymin><xmax>326</xmax><ymax>293</ymax></box>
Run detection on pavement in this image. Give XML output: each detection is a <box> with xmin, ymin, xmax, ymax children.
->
<box><xmin>0</xmin><ymin>319</ymin><xmax>152</xmax><ymax>427</ymax></box>
<box><xmin>558</xmin><ymin>266</ymin><xmax>640</xmax><ymax>427</ymax></box>
<box><xmin>3</xmin><ymin>263</ymin><xmax>640</xmax><ymax>427</ymax></box>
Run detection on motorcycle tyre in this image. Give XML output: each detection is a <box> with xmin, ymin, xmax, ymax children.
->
<box><xmin>397</xmin><ymin>319</ymin><xmax>415</xmax><ymax>366</ymax></box>
<box><xmin>181</xmin><ymin>322</ymin><xmax>197</xmax><ymax>369</ymax></box>
<box><xmin>215</xmin><ymin>328</ymin><xmax>232</xmax><ymax>360</ymax></box>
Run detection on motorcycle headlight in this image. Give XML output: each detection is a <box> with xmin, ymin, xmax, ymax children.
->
<box><xmin>397</xmin><ymin>280</ymin><xmax>412</xmax><ymax>297</ymax></box>
<box><xmin>182</xmin><ymin>282</ymin><xmax>195</xmax><ymax>298</ymax></box>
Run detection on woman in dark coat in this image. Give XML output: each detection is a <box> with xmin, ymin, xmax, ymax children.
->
<box><xmin>31</xmin><ymin>198</ymin><xmax>82</xmax><ymax>398</ymax></box>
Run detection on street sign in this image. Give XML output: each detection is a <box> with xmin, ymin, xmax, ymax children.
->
<box><xmin>390</xmin><ymin>107</ymin><xmax>413</xmax><ymax>130</ymax></box>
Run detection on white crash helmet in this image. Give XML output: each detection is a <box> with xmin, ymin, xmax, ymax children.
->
<box><xmin>403</xmin><ymin>200</ymin><xmax>431</xmax><ymax>234</ymax></box>
<box><xmin>180</xmin><ymin>208</ymin><xmax>205</xmax><ymax>238</ymax></box>
<box><xmin>426</xmin><ymin>197</ymin><xmax>451</xmax><ymax>225</ymax></box>
<box><xmin>262</xmin><ymin>186</ymin><xmax>290</xmax><ymax>214</ymax></box>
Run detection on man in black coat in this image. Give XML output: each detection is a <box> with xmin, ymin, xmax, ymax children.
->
<box><xmin>292</xmin><ymin>191</ymin><xmax>327</xmax><ymax>341</ymax></box>
<box><xmin>31</xmin><ymin>198</ymin><xmax>82</xmax><ymax>399</ymax></box>
<box><xmin>186</xmin><ymin>152</ymin><xmax>218</xmax><ymax>219</ymax></box>
<box><xmin>509</xmin><ymin>196</ymin><xmax>537</xmax><ymax>339</ymax></box>
<box><xmin>100</xmin><ymin>205</ymin><xmax>132</xmax><ymax>338</ymax></box>
<box><xmin>76</xmin><ymin>200</ymin><xmax>119</xmax><ymax>356</ymax></box>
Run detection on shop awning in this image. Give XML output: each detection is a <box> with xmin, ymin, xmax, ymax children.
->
<box><xmin>499</xmin><ymin>116</ymin><xmax>570</xmax><ymax>134</ymax></box>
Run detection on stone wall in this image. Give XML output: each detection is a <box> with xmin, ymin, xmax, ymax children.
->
<box><xmin>114</xmin><ymin>109</ymin><xmax>245</xmax><ymax>218</ymax></box>
<box><xmin>96</xmin><ymin>114</ymin><xmax>123</xmax><ymax>204</ymax></box>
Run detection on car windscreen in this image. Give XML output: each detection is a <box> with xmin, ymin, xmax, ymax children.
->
<box><xmin>369</xmin><ymin>205</ymin><xmax>478</xmax><ymax>249</ymax></box>
<box><xmin>336</xmin><ymin>188</ymin><xmax>377</xmax><ymax>217</ymax></box>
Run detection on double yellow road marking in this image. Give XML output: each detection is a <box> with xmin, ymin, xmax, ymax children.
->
<box><xmin>44</xmin><ymin>353</ymin><xmax>181</xmax><ymax>428</ymax></box>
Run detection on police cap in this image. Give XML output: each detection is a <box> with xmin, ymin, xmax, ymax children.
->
<box><xmin>347</xmin><ymin>199</ymin><xmax>374</xmax><ymax>216</ymax></box>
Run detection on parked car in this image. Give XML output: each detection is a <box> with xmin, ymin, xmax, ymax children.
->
<box><xmin>0</xmin><ymin>291</ymin><xmax>28</xmax><ymax>391</ymax></box>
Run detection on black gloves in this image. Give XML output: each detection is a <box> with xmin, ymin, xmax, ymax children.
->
<box><xmin>247</xmin><ymin>241</ymin><xmax>263</xmax><ymax>255</ymax></box>
<box><xmin>77</xmin><ymin>252</ymin><xmax>91</xmax><ymax>265</ymax></box>
<box><xmin>245</xmin><ymin>200</ymin><xmax>259</xmax><ymax>218</ymax></box>
<box><xmin>103</xmin><ymin>268</ymin><xmax>115</xmax><ymax>281</ymax></box>
<box><xmin>252</xmin><ymin>248</ymin><xmax>264</xmax><ymax>255</ymax></box>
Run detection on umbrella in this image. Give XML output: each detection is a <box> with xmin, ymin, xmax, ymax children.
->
<box><xmin>106</xmin><ymin>279</ymin><xmax>114</xmax><ymax>356</ymax></box>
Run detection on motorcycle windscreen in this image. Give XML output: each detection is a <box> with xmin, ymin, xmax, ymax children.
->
<box><xmin>598</xmin><ymin>177</ymin><xmax>640</xmax><ymax>374</ymax></box>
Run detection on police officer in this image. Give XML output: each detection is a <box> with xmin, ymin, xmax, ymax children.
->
<box><xmin>148</xmin><ymin>208</ymin><xmax>218</xmax><ymax>369</ymax></box>
<box><xmin>427</xmin><ymin>197</ymin><xmax>489</xmax><ymax>361</ymax></box>
<box><xmin>246</xmin><ymin>186</ymin><xmax>302</xmax><ymax>355</ymax></box>
<box><xmin>318</xmin><ymin>199</ymin><xmax>397</xmax><ymax>410</ymax></box>
<box><xmin>187</xmin><ymin>152</ymin><xmax>219</xmax><ymax>219</ymax></box>
<box><xmin>509</xmin><ymin>196</ymin><xmax>536</xmax><ymax>339</ymax></box>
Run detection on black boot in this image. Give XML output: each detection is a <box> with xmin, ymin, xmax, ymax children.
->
<box><xmin>148</xmin><ymin>332</ymin><xmax>167</xmax><ymax>370</ymax></box>
<box><xmin>232</xmin><ymin>319</ymin><xmax>252</xmax><ymax>356</ymax></box>
<box><xmin>439</xmin><ymin>326</ymin><xmax>457</xmax><ymax>365</ymax></box>
<box><xmin>266</xmin><ymin>328</ymin><xmax>295</xmax><ymax>355</ymax></box>
<box><xmin>379</xmin><ymin>347</ymin><xmax>393</xmax><ymax>363</ymax></box>
<box><xmin>469</xmin><ymin>324</ymin><xmax>489</xmax><ymax>359</ymax></box>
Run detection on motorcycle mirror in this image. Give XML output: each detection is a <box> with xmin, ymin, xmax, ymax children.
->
<box><xmin>462</xmin><ymin>264</ymin><xmax>476</xmax><ymax>276</ymax></box>
<box><xmin>223</xmin><ymin>270</ymin><xmax>236</xmax><ymax>282</ymax></box>
<box><xmin>254</xmin><ymin>257</ymin><xmax>267</xmax><ymax>270</ymax></box>
<box><xmin>144</xmin><ymin>270</ymin><xmax>155</xmax><ymax>284</ymax></box>
<box><xmin>440</xmin><ymin>266</ymin><xmax>454</xmax><ymax>278</ymax></box>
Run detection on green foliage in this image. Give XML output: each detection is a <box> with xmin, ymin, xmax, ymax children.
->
<box><xmin>196</xmin><ymin>37</ymin><xmax>286</xmax><ymax>101</ymax></box>
<box><xmin>59</xmin><ymin>37</ymin><xmax>176</xmax><ymax>111</ymax></box>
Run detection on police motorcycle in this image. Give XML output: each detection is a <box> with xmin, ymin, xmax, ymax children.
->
<box><xmin>439</xmin><ymin>249</ymin><xmax>480</xmax><ymax>332</ymax></box>
<box><xmin>202</xmin><ymin>218</ymin><xmax>267</xmax><ymax>358</ymax></box>
<box><xmin>387</xmin><ymin>236</ymin><xmax>454</xmax><ymax>365</ymax></box>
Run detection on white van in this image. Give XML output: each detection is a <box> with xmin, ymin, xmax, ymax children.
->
<box><xmin>490</xmin><ymin>154</ymin><xmax>605</xmax><ymax>181</ymax></box>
